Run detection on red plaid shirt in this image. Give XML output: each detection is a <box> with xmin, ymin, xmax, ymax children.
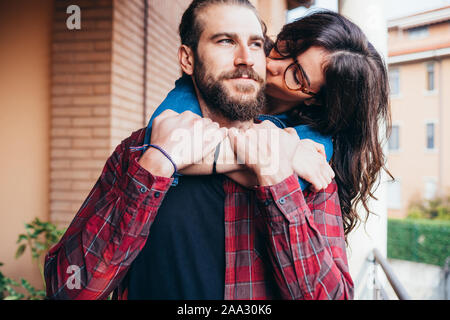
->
<box><xmin>44</xmin><ymin>128</ymin><xmax>353</xmax><ymax>300</ymax></box>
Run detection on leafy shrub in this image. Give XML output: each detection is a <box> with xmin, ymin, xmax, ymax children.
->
<box><xmin>407</xmin><ymin>194</ymin><xmax>450</xmax><ymax>221</ymax></box>
<box><xmin>388</xmin><ymin>218</ymin><xmax>450</xmax><ymax>266</ymax></box>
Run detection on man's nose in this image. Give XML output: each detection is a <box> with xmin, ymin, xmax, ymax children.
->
<box><xmin>234</xmin><ymin>45</ymin><xmax>254</xmax><ymax>67</ymax></box>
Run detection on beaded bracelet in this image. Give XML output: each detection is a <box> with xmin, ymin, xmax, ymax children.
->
<box><xmin>148</xmin><ymin>144</ymin><xmax>177</xmax><ymax>173</ymax></box>
<box><xmin>148</xmin><ymin>144</ymin><xmax>181</xmax><ymax>186</ymax></box>
<box><xmin>130</xmin><ymin>143</ymin><xmax>180</xmax><ymax>186</ymax></box>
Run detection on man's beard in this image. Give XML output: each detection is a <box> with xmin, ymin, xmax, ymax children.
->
<box><xmin>193</xmin><ymin>59</ymin><xmax>266</xmax><ymax>122</ymax></box>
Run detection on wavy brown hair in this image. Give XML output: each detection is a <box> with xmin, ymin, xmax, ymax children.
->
<box><xmin>274</xmin><ymin>11</ymin><xmax>393</xmax><ymax>237</ymax></box>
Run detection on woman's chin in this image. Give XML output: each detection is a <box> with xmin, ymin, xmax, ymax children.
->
<box><xmin>264</xmin><ymin>83</ymin><xmax>280</xmax><ymax>97</ymax></box>
<box><xmin>265</xmin><ymin>85</ymin><xmax>288</xmax><ymax>101</ymax></box>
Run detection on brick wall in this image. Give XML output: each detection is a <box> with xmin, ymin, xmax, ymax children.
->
<box><xmin>111</xmin><ymin>0</ymin><xmax>146</xmax><ymax>148</ymax></box>
<box><xmin>146</xmin><ymin>0</ymin><xmax>191</xmax><ymax>120</ymax></box>
<box><xmin>50</xmin><ymin>0</ymin><xmax>190</xmax><ymax>226</ymax></box>
<box><xmin>51</xmin><ymin>0</ymin><xmax>113</xmax><ymax>226</ymax></box>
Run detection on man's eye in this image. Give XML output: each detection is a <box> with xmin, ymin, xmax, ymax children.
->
<box><xmin>251</xmin><ymin>41</ymin><xmax>263</xmax><ymax>49</ymax></box>
<box><xmin>218</xmin><ymin>39</ymin><xmax>234</xmax><ymax>45</ymax></box>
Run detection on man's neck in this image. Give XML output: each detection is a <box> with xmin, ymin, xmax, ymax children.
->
<box><xmin>193</xmin><ymin>84</ymin><xmax>254</xmax><ymax>130</ymax></box>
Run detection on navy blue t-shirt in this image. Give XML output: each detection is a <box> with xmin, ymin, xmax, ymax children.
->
<box><xmin>127</xmin><ymin>174</ymin><xmax>226</xmax><ymax>300</ymax></box>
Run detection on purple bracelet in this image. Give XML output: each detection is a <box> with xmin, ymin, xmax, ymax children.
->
<box><xmin>147</xmin><ymin>144</ymin><xmax>178</xmax><ymax>175</ymax></box>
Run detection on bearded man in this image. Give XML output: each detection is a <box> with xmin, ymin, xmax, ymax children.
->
<box><xmin>44</xmin><ymin>0</ymin><xmax>352</xmax><ymax>300</ymax></box>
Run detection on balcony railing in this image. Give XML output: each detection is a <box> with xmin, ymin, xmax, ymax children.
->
<box><xmin>370</xmin><ymin>248</ymin><xmax>411</xmax><ymax>300</ymax></box>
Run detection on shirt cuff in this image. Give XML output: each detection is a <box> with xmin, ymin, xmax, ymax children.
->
<box><xmin>119</xmin><ymin>153</ymin><xmax>173</xmax><ymax>211</ymax></box>
<box><xmin>255</xmin><ymin>174</ymin><xmax>308</xmax><ymax>224</ymax></box>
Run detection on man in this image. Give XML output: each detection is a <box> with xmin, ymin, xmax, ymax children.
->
<box><xmin>44</xmin><ymin>0</ymin><xmax>353</xmax><ymax>300</ymax></box>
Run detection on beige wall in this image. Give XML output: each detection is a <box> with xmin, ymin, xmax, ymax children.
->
<box><xmin>250</xmin><ymin>0</ymin><xmax>288</xmax><ymax>39</ymax></box>
<box><xmin>0</xmin><ymin>0</ymin><xmax>53</xmax><ymax>289</ymax></box>
<box><xmin>388</xmin><ymin>21</ymin><xmax>450</xmax><ymax>55</ymax></box>
<box><xmin>388</xmin><ymin>54</ymin><xmax>450</xmax><ymax>217</ymax></box>
<box><xmin>441</xmin><ymin>57</ymin><xmax>450</xmax><ymax>196</ymax></box>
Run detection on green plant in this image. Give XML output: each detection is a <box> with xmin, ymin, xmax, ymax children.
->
<box><xmin>0</xmin><ymin>265</ymin><xmax>46</xmax><ymax>300</ymax></box>
<box><xmin>15</xmin><ymin>218</ymin><xmax>66</xmax><ymax>286</ymax></box>
<box><xmin>388</xmin><ymin>218</ymin><xmax>450</xmax><ymax>266</ymax></box>
<box><xmin>407</xmin><ymin>194</ymin><xmax>450</xmax><ymax>221</ymax></box>
<box><xmin>0</xmin><ymin>262</ymin><xmax>25</xmax><ymax>300</ymax></box>
<box><xmin>1</xmin><ymin>218</ymin><xmax>65</xmax><ymax>300</ymax></box>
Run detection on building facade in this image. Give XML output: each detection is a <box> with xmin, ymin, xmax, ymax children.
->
<box><xmin>386</xmin><ymin>6</ymin><xmax>450</xmax><ymax>218</ymax></box>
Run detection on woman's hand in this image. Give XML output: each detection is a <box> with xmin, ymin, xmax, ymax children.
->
<box><xmin>289</xmin><ymin>134</ymin><xmax>335</xmax><ymax>192</ymax></box>
<box><xmin>228</xmin><ymin>120</ymin><xmax>296</xmax><ymax>186</ymax></box>
<box><xmin>228</xmin><ymin>122</ymin><xmax>334</xmax><ymax>190</ymax></box>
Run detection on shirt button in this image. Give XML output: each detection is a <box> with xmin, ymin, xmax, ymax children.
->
<box><xmin>140</xmin><ymin>187</ymin><xmax>147</xmax><ymax>193</ymax></box>
<box><xmin>279</xmin><ymin>198</ymin><xmax>286</xmax><ymax>205</ymax></box>
<box><xmin>154</xmin><ymin>191</ymin><xmax>161</xmax><ymax>198</ymax></box>
<box><xmin>264</xmin><ymin>200</ymin><xmax>271</xmax><ymax>206</ymax></box>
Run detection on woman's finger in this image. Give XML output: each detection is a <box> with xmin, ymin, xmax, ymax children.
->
<box><xmin>284</xmin><ymin>127</ymin><xmax>297</xmax><ymax>136</ymax></box>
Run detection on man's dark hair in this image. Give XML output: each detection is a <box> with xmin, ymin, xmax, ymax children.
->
<box><xmin>179</xmin><ymin>0</ymin><xmax>267</xmax><ymax>53</ymax></box>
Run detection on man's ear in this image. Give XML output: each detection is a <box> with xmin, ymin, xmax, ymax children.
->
<box><xmin>178</xmin><ymin>45</ymin><xmax>195</xmax><ymax>75</ymax></box>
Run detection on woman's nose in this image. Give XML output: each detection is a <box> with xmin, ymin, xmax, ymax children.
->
<box><xmin>266</xmin><ymin>57</ymin><xmax>282</xmax><ymax>76</ymax></box>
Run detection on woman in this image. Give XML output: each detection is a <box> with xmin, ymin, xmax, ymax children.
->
<box><xmin>145</xmin><ymin>10</ymin><xmax>392</xmax><ymax>237</ymax></box>
<box><xmin>263</xmin><ymin>10</ymin><xmax>392</xmax><ymax>235</ymax></box>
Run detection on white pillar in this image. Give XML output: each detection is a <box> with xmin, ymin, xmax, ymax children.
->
<box><xmin>339</xmin><ymin>0</ymin><xmax>388</xmax><ymax>56</ymax></box>
<box><xmin>338</xmin><ymin>0</ymin><xmax>389</xmax><ymax>299</ymax></box>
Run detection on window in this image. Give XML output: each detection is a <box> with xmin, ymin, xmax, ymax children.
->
<box><xmin>424</xmin><ymin>178</ymin><xmax>437</xmax><ymax>200</ymax></box>
<box><xmin>426</xmin><ymin>123</ymin><xmax>435</xmax><ymax>150</ymax></box>
<box><xmin>407</xmin><ymin>26</ymin><xmax>429</xmax><ymax>39</ymax></box>
<box><xmin>389</xmin><ymin>68</ymin><xmax>400</xmax><ymax>95</ymax></box>
<box><xmin>426</xmin><ymin>62</ymin><xmax>435</xmax><ymax>91</ymax></box>
<box><xmin>388</xmin><ymin>125</ymin><xmax>400</xmax><ymax>151</ymax></box>
<box><xmin>387</xmin><ymin>179</ymin><xmax>401</xmax><ymax>209</ymax></box>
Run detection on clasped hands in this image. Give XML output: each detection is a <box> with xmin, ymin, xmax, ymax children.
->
<box><xmin>138</xmin><ymin>110</ymin><xmax>334</xmax><ymax>190</ymax></box>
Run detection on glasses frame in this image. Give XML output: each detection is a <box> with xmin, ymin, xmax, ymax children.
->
<box><xmin>283</xmin><ymin>60</ymin><xmax>317</xmax><ymax>96</ymax></box>
<box><xmin>271</xmin><ymin>42</ymin><xmax>317</xmax><ymax>97</ymax></box>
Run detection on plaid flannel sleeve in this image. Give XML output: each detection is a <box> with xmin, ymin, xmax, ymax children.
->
<box><xmin>44</xmin><ymin>129</ymin><xmax>172</xmax><ymax>300</ymax></box>
<box><xmin>255</xmin><ymin>174</ymin><xmax>354</xmax><ymax>300</ymax></box>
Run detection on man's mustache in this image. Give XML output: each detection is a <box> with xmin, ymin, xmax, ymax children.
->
<box><xmin>219</xmin><ymin>67</ymin><xmax>265</xmax><ymax>84</ymax></box>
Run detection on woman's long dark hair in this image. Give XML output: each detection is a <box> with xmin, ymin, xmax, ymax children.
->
<box><xmin>275</xmin><ymin>11</ymin><xmax>393</xmax><ymax>237</ymax></box>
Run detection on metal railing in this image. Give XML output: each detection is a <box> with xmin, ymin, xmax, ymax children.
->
<box><xmin>444</xmin><ymin>257</ymin><xmax>450</xmax><ymax>300</ymax></box>
<box><xmin>370</xmin><ymin>248</ymin><xmax>411</xmax><ymax>300</ymax></box>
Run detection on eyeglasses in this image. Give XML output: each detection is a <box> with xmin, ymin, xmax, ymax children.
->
<box><xmin>283</xmin><ymin>60</ymin><xmax>317</xmax><ymax>96</ymax></box>
<box><xmin>270</xmin><ymin>41</ymin><xmax>317</xmax><ymax>96</ymax></box>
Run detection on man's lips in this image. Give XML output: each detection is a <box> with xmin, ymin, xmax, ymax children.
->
<box><xmin>220</xmin><ymin>67</ymin><xmax>264</xmax><ymax>83</ymax></box>
<box><xmin>228</xmin><ymin>76</ymin><xmax>256</xmax><ymax>81</ymax></box>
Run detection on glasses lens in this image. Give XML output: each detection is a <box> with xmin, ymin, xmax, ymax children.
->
<box><xmin>284</xmin><ymin>63</ymin><xmax>304</xmax><ymax>90</ymax></box>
